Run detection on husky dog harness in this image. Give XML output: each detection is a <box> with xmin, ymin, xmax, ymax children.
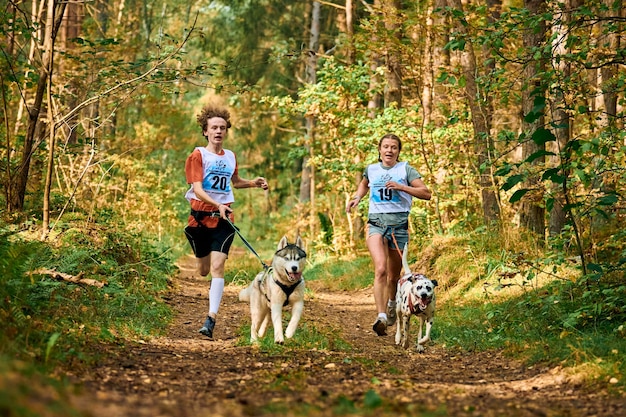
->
<box><xmin>257</xmin><ymin>267</ymin><xmax>303</xmax><ymax>307</ymax></box>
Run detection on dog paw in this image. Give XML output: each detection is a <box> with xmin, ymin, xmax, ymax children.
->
<box><xmin>415</xmin><ymin>344</ymin><xmax>425</xmax><ymax>353</ymax></box>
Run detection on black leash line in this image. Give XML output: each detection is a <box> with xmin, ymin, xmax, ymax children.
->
<box><xmin>224</xmin><ymin>216</ymin><xmax>270</xmax><ymax>270</ymax></box>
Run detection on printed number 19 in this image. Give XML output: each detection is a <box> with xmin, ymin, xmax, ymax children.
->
<box><xmin>378</xmin><ymin>188</ymin><xmax>392</xmax><ymax>201</ymax></box>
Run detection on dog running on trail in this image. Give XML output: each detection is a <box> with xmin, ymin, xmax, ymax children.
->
<box><xmin>239</xmin><ymin>236</ymin><xmax>307</xmax><ymax>344</ymax></box>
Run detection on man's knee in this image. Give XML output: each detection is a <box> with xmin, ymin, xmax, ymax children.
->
<box><xmin>197</xmin><ymin>256</ymin><xmax>211</xmax><ymax>276</ymax></box>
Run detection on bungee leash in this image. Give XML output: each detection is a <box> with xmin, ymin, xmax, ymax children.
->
<box><xmin>224</xmin><ymin>216</ymin><xmax>270</xmax><ymax>270</ymax></box>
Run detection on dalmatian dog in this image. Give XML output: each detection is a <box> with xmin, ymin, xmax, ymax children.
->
<box><xmin>395</xmin><ymin>245</ymin><xmax>438</xmax><ymax>352</ymax></box>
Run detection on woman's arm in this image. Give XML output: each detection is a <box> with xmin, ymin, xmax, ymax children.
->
<box><xmin>385</xmin><ymin>178</ymin><xmax>432</xmax><ymax>201</ymax></box>
<box><xmin>346</xmin><ymin>178</ymin><xmax>370</xmax><ymax>212</ymax></box>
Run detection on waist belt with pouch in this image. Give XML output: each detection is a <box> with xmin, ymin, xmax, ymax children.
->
<box><xmin>367</xmin><ymin>219</ymin><xmax>408</xmax><ymax>230</ymax></box>
<box><xmin>190</xmin><ymin>209</ymin><xmax>222</xmax><ymax>228</ymax></box>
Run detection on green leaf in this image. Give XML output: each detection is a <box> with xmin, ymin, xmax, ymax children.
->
<box><xmin>531</xmin><ymin>128</ymin><xmax>556</xmax><ymax>146</ymax></box>
<box><xmin>574</xmin><ymin>169</ymin><xmax>588</xmax><ymax>183</ymax></box>
<box><xmin>445</xmin><ymin>38</ymin><xmax>466</xmax><ymax>51</ymax></box>
<box><xmin>494</xmin><ymin>163</ymin><xmax>514</xmax><ymax>177</ymax></box>
<box><xmin>502</xmin><ymin>174</ymin><xmax>524</xmax><ymax>191</ymax></box>
<box><xmin>45</xmin><ymin>332</ymin><xmax>61</xmax><ymax>364</ymax></box>
<box><xmin>363</xmin><ymin>390</ymin><xmax>383</xmax><ymax>409</ymax></box>
<box><xmin>541</xmin><ymin>168</ymin><xmax>564</xmax><ymax>184</ymax></box>
<box><xmin>592</xmin><ymin>207</ymin><xmax>610</xmax><ymax>220</ymax></box>
<box><xmin>532</xmin><ymin>95</ymin><xmax>546</xmax><ymax>114</ymax></box>
<box><xmin>509</xmin><ymin>189</ymin><xmax>529</xmax><ymax>203</ymax></box>
<box><xmin>525</xmin><ymin>149</ymin><xmax>556</xmax><ymax>163</ymax></box>
<box><xmin>597</xmin><ymin>194</ymin><xmax>618</xmax><ymax>206</ymax></box>
<box><xmin>524</xmin><ymin>111</ymin><xmax>542</xmax><ymax>123</ymax></box>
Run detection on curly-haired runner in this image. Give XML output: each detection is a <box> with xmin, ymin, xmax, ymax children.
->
<box><xmin>184</xmin><ymin>104</ymin><xmax>269</xmax><ymax>340</ymax></box>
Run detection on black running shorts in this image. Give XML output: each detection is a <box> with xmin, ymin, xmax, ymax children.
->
<box><xmin>184</xmin><ymin>219</ymin><xmax>236</xmax><ymax>258</ymax></box>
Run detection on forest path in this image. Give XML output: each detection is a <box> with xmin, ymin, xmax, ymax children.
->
<box><xmin>66</xmin><ymin>253</ymin><xmax>626</xmax><ymax>416</ymax></box>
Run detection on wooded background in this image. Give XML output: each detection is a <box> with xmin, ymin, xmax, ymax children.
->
<box><xmin>1</xmin><ymin>0</ymin><xmax>624</xmax><ymax>280</ymax></box>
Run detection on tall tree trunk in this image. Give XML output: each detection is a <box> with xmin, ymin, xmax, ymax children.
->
<box><xmin>345</xmin><ymin>0</ymin><xmax>355</xmax><ymax>64</ymax></box>
<box><xmin>427</xmin><ymin>0</ymin><xmax>450</xmax><ymax>126</ymax></box>
<box><xmin>41</xmin><ymin>0</ymin><xmax>57</xmax><ymax>237</ymax></box>
<box><xmin>519</xmin><ymin>0</ymin><xmax>547</xmax><ymax>238</ymax></box>
<box><xmin>548</xmin><ymin>0</ymin><xmax>579</xmax><ymax>236</ymax></box>
<box><xmin>300</xmin><ymin>1</ymin><xmax>321</xmax><ymax>239</ymax></box>
<box><xmin>9</xmin><ymin>0</ymin><xmax>66</xmax><ymax>212</ymax></box>
<box><xmin>448</xmin><ymin>0</ymin><xmax>501</xmax><ymax>225</ymax></box>
<box><xmin>423</xmin><ymin>0</ymin><xmax>450</xmax><ymax>125</ymax></box>
<box><xmin>598</xmin><ymin>0</ymin><xmax>621</xmax><ymax>124</ymax></box>
<box><xmin>59</xmin><ymin>1</ymin><xmax>84</xmax><ymax>145</ymax></box>
<box><xmin>300</xmin><ymin>1</ymin><xmax>320</xmax><ymax>206</ymax></box>
<box><xmin>343</xmin><ymin>0</ymin><xmax>364</xmax><ymax>243</ymax></box>
<box><xmin>382</xmin><ymin>0</ymin><xmax>403</xmax><ymax>107</ymax></box>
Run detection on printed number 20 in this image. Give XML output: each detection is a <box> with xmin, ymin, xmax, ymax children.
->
<box><xmin>378</xmin><ymin>188</ymin><xmax>392</xmax><ymax>201</ymax></box>
<box><xmin>211</xmin><ymin>176</ymin><xmax>228</xmax><ymax>190</ymax></box>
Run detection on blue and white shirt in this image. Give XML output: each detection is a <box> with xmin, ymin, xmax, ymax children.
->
<box><xmin>185</xmin><ymin>147</ymin><xmax>236</xmax><ymax>205</ymax></box>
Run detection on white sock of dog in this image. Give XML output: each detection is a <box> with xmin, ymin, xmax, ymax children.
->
<box><xmin>208</xmin><ymin>277</ymin><xmax>225</xmax><ymax>316</ymax></box>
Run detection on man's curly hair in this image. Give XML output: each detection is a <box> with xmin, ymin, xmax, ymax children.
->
<box><xmin>197</xmin><ymin>105</ymin><xmax>232</xmax><ymax>132</ymax></box>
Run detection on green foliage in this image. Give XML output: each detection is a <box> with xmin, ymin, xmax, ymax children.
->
<box><xmin>423</xmin><ymin>232</ymin><xmax>626</xmax><ymax>388</ymax></box>
<box><xmin>305</xmin><ymin>256</ymin><xmax>373</xmax><ymax>291</ymax></box>
<box><xmin>0</xmin><ymin>219</ymin><xmax>175</xmax><ymax>367</ymax></box>
<box><xmin>482</xmin><ymin>1</ymin><xmax>626</xmax><ymax>280</ymax></box>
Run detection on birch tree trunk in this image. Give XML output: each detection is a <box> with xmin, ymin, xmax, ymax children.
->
<box><xmin>597</xmin><ymin>0</ymin><xmax>621</xmax><ymax>125</ymax></box>
<box><xmin>300</xmin><ymin>1</ymin><xmax>320</xmax><ymax>205</ymax></box>
<box><xmin>343</xmin><ymin>0</ymin><xmax>364</xmax><ymax>243</ymax></box>
<box><xmin>300</xmin><ymin>1</ymin><xmax>320</xmax><ymax>238</ymax></box>
<box><xmin>41</xmin><ymin>1</ymin><xmax>56</xmax><ymax>236</ymax></box>
<box><xmin>423</xmin><ymin>0</ymin><xmax>450</xmax><ymax>125</ymax></box>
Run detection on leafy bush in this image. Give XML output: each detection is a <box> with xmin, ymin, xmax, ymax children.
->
<box><xmin>0</xmin><ymin>219</ymin><xmax>175</xmax><ymax>368</ymax></box>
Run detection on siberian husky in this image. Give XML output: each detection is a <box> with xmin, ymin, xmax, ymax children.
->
<box><xmin>239</xmin><ymin>236</ymin><xmax>306</xmax><ymax>344</ymax></box>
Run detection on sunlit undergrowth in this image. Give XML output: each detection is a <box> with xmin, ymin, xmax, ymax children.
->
<box><xmin>305</xmin><ymin>255</ymin><xmax>373</xmax><ymax>290</ymax></box>
<box><xmin>414</xmin><ymin>231</ymin><xmax>626</xmax><ymax>393</ymax></box>
<box><xmin>0</xmin><ymin>217</ymin><xmax>176</xmax><ymax>369</ymax></box>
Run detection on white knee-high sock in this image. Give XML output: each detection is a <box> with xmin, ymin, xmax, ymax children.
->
<box><xmin>208</xmin><ymin>277</ymin><xmax>225</xmax><ymax>316</ymax></box>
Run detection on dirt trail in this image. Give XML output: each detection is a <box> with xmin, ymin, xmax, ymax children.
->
<box><xmin>66</xmin><ymin>254</ymin><xmax>626</xmax><ymax>417</ymax></box>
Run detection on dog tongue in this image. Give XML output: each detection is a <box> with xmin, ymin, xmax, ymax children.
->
<box><xmin>288</xmin><ymin>272</ymin><xmax>302</xmax><ymax>281</ymax></box>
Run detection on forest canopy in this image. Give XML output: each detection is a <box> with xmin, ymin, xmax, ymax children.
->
<box><xmin>1</xmin><ymin>0</ymin><xmax>624</xmax><ymax>278</ymax></box>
